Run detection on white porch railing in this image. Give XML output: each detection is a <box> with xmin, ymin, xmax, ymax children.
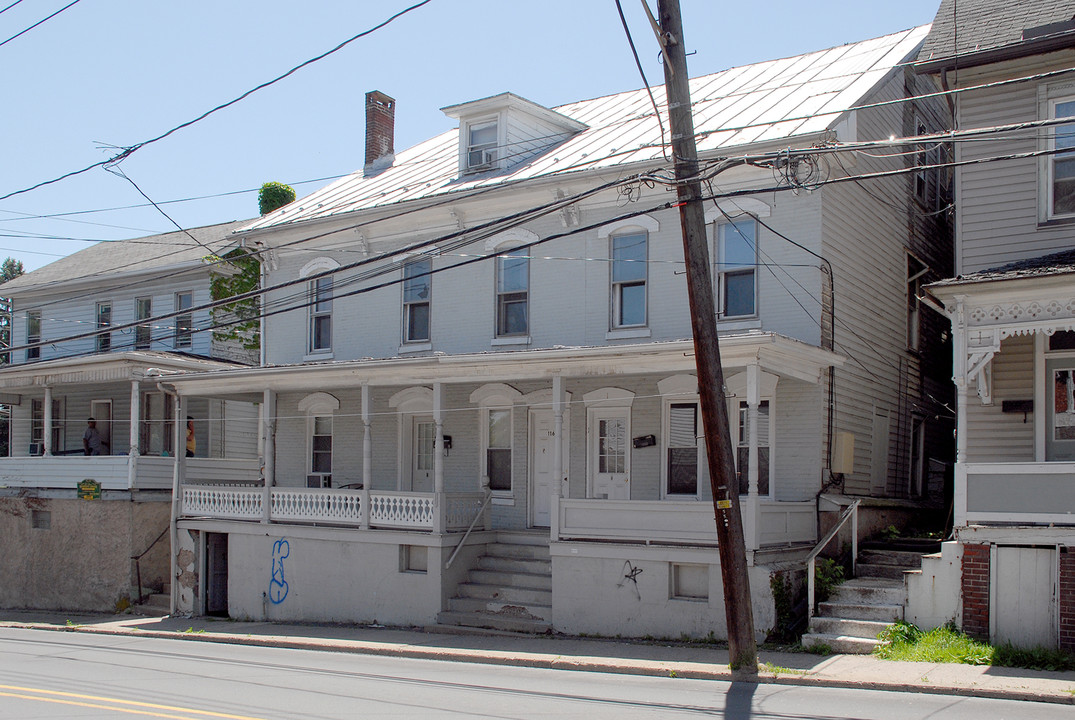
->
<box><xmin>553</xmin><ymin>497</ymin><xmax>818</xmax><ymax>547</ymax></box>
<box><xmin>0</xmin><ymin>456</ymin><xmax>129</xmax><ymax>490</ymax></box>
<box><xmin>957</xmin><ymin>462</ymin><xmax>1075</xmax><ymax>527</ymax></box>
<box><xmin>271</xmin><ymin>488</ymin><xmax>363</xmax><ymax>526</ymax></box>
<box><xmin>367</xmin><ymin>491</ymin><xmax>436</xmax><ymax>529</ymax></box>
<box><xmin>182</xmin><ymin>485</ymin><xmax>263</xmax><ymax>520</ymax></box>
<box><xmin>444</xmin><ymin>493</ymin><xmax>488</xmax><ymax>530</ymax></box>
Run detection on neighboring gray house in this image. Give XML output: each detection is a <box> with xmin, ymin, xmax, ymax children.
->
<box><xmin>916</xmin><ymin>0</ymin><xmax>1075</xmax><ymax>652</ymax></box>
<box><xmin>169</xmin><ymin>26</ymin><xmax>952</xmax><ymax>639</ymax></box>
<box><xmin>0</xmin><ymin>222</ymin><xmax>261</xmax><ymax>612</ymax></box>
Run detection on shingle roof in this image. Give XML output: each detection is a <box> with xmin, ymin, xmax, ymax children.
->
<box><xmin>930</xmin><ymin>247</ymin><xmax>1075</xmax><ymax>286</ymax></box>
<box><xmin>241</xmin><ymin>26</ymin><xmax>929</xmax><ymax>233</ymax></box>
<box><xmin>917</xmin><ymin>0</ymin><xmax>1075</xmax><ymax>64</ymax></box>
<box><xmin>0</xmin><ymin>219</ymin><xmax>251</xmax><ymax>294</ymax></box>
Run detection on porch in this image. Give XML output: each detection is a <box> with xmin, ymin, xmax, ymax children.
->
<box><xmin>956</xmin><ymin>461</ymin><xmax>1075</xmax><ymax>526</ymax></box>
<box><xmin>0</xmin><ymin>456</ymin><xmax>260</xmax><ymax>491</ymax></box>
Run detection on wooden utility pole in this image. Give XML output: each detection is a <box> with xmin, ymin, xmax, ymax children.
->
<box><xmin>655</xmin><ymin>0</ymin><xmax>757</xmax><ymax>672</ymax></box>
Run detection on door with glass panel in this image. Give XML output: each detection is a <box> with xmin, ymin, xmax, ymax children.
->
<box><xmin>409</xmin><ymin>416</ymin><xmax>435</xmax><ymax>492</ymax></box>
<box><xmin>589</xmin><ymin>409</ymin><xmax>630</xmax><ymax>499</ymax></box>
<box><xmin>1046</xmin><ymin>358</ymin><xmax>1075</xmax><ymax>461</ymax></box>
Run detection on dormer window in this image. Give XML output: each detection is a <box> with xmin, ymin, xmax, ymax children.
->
<box><xmin>467</xmin><ymin>120</ymin><xmax>499</xmax><ymax>171</ymax></box>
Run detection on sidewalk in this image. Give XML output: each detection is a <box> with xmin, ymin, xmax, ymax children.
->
<box><xmin>1</xmin><ymin>610</ymin><xmax>1073</xmax><ymax>705</ymax></box>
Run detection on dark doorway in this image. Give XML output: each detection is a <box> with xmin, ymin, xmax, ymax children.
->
<box><xmin>205</xmin><ymin>533</ymin><xmax>229</xmax><ymax>617</ymax></box>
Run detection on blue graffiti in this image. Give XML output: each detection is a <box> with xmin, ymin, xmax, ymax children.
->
<box><xmin>269</xmin><ymin>539</ymin><xmax>289</xmax><ymax>604</ymax></box>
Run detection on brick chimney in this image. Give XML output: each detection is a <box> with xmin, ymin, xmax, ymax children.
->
<box><xmin>364</xmin><ymin>91</ymin><xmax>395</xmax><ymax>174</ymax></box>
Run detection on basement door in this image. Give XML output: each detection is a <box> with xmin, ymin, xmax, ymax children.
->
<box><xmin>205</xmin><ymin>533</ymin><xmax>228</xmax><ymax>617</ymax></box>
<box><xmin>993</xmin><ymin>546</ymin><xmax>1056</xmax><ymax>648</ymax></box>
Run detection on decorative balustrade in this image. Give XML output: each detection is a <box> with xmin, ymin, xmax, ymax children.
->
<box><xmin>271</xmin><ymin>488</ymin><xmax>363</xmax><ymax>526</ymax></box>
<box><xmin>444</xmin><ymin>493</ymin><xmax>487</xmax><ymax>530</ymax></box>
<box><xmin>368</xmin><ymin>491</ymin><xmax>436</xmax><ymax>529</ymax></box>
<box><xmin>182</xmin><ymin>485</ymin><xmax>263</xmax><ymax>520</ymax></box>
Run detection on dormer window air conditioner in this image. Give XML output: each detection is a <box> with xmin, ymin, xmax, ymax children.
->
<box><xmin>466</xmin><ymin>120</ymin><xmax>498</xmax><ymax>171</ymax></box>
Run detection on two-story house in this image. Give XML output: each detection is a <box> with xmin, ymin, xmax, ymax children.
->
<box><xmin>0</xmin><ymin>222</ymin><xmax>261</xmax><ymax>612</ymax></box>
<box><xmin>169</xmin><ymin>26</ymin><xmax>951</xmax><ymax>639</ymax></box>
<box><xmin>915</xmin><ymin>0</ymin><xmax>1075</xmax><ymax>652</ymax></box>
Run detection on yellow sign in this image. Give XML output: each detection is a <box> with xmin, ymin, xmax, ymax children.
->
<box><xmin>716</xmin><ymin>499</ymin><xmax>732</xmax><ymax>509</ymax></box>
<box><xmin>78</xmin><ymin>479</ymin><xmax>101</xmax><ymax>500</ymax></box>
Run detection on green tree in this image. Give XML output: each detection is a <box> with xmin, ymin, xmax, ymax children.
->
<box><xmin>0</xmin><ymin>257</ymin><xmax>25</xmax><ymax>365</ymax></box>
<box><xmin>258</xmin><ymin>182</ymin><xmax>296</xmax><ymax>216</ymax></box>
<box><xmin>207</xmin><ymin>248</ymin><xmax>260</xmax><ymax>354</ymax></box>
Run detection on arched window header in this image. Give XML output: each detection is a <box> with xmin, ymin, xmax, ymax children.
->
<box><xmin>388</xmin><ymin>386</ymin><xmax>433</xmax><ymax>412</ymax></box>
<box><xmin>299</xmin><ymin>256</ymin><xmax>341</xmax><ymax>278</ymax></box>
<box><xmin>297</xmin><ymin>392</ymin><xmax>340</xmax><ymax>415</ymax></box>
<box><xmin>470</xmin><ymin>383</ymin><xmax>523</xmax><ymax>406</ymax></box>
<box><xmin>582</xmin><ymin>387</ymin><xmax>635</xmax><ymax>407</ymax></box>
<box><xmin>657</xmin><ymin>374</ymin><xmax>698</xmax><ymax>396</ymax></box>
<box><xmin>485</xmin><ymin>228</ymin><xmax>539</xmax><ymax>253</ymax></box>
<box><xmin>704</xmin><ymin>198</ymin><xmax>771</xmax><ymax>223</ymax></box>
<box><xmin>597</xmin><ymin>214</ymin><xmax>659</xmax><ymax>239</ymax></box>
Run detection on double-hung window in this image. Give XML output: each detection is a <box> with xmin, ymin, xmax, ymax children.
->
<box><xmin>95</xmin><ymin>301</ymin><xmax>112</xmax><ymax>352</ymax></box>
<box><xmin>1049</xmin><ymin>96</ymin><xmax>1075</xmax><ymax>218</ymax></box>
<box><xmin>610</xmin><ymin>232</ymin><xmax>647</xmax><ymax>328</ymax></box>
<box><xmin>311</xmin><ymin>416</ymin><xmax>332</xmax><ymax>476</ymax></box>
<box><xmin>26</xmin><ymin>310</ymin><xmax>40</xmax><ymax>360</ymax></box>
<box><xmin>485</xmin><ymin>408</ymin><xmax>512</xmax><ymax>492</ymax></box>
<box><xmin>735</xmin><ymin>400</ymin><xmax>770</xmax><ymax>495</ymax></box>
<box><xmin>496</xmin><ymin>248</ymin><xmax>528</xmax><ymax>337</ymax></box>
<box><xmin>667</xmin><ymin>402</ymin><xmax>700</xmax><ymax>496</ymax></box>
<box><xmin>466</xmin><ymin>120</ymin><xmax>498</xmax><ymax>171</ymax></box>
<box><xmin>135</xmin><ymin>297</ymin><xmax>152</xmax><ymax>350</ymax></box>
<box><xmin>717</xmin><ymin>220</ymin><xmax>758</xmax><ymax>318</ymax></box>
<box><xmin>174</xmin><ymin>292</ymin><xmax>193</xmax><ymax>348</ymax></box>
<box><xmin>403</xmin><ymin>258</ymin><xmax>432</xmax><ymax>343</ymax></box>
<box><xmin>309</xmin><ymin>276</ymin><xmax>332</xmax><ymax>353</ymax></box>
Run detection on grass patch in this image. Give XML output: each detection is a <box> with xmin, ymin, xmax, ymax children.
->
<box><xmin>874</xmin><ymin>621</ymin><xmax>1075</xmax><ymax>671</ymax></box>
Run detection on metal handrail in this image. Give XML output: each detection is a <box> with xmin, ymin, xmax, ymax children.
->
<box><xmin>807</xmin><ymin>499</ymin><xmax>860</xmax><ymax>622</ymax></box>
<box><xmin>444</xmin><ymin>491</ymin><xmax>492</xmax><ymax>570</ymax></box>
<box><xmin>130</xmin><ymin>526</ymin><xmax>170</xmax><ymax>605</ymax></box>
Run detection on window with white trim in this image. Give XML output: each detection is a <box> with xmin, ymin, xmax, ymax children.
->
<box><xmin>298</xmin><ymin>393</ymin><xmax>339</xmax><ymax>487</ymax></box>
<box><xmin>735</xmin><ymin>399</ymin><xmax>770</xmax><ymax>495</ymax></box>
<box><xmin>659</xmin><ymin>376</ymin><xmax>707</xmax><ymax>498</ymax></box>
<box><xmin>135</xmin><ymin>297</ymin><xmax>152</xmax><ymax>350</ymax></box>
<box><xmin>309</xmin><ymin>276</ymin><xmax>332</xmax><ymax>353</ymax></box>
<box><xmin>471</xmin><ymin>384</ymin><xmax>522</xmax><ymax>494</ymax></box>
<box><xmin>403</xmin><ymin>258</ymin><xmax>432</xmax><ymax>343</ymax></box>
<box><xmin>1049</xmin><ymin>96</ymin><xmax>1075</xmax><ymax>218</ymax></box>
<box><xmin>95</xmin><ymin>301</ymin><xmax>112</xmax><ymax>352</ymax></box>
<box><xmin>610</xmin><ymin>231</ymin><xmax>647</xmax><ymax>328</ymax></box>
<box><xmin>496</xmin><ymin>248</ymin><xmax>529</xmax><ymax>337</ymax></box>
<box><xmin>466</xmin><ymin>119</ymin><xmax>498</xmax><ymax>171</ymax></box>
<box><xmin>310</xmin><ymin>415</ymin><xmax>332</xmax><ymax>477</ymax></box>
<box><xmin>717</xmin><ymin>220</ymin><xmax>758</xmax><ymax>318</ymax></box>
<box><xmin>26</xmin><ymin>309</ymin><xmax>40</xmax><ymax>360</ymax></box>
<box><xmin>174</xmin><ymin>292</ymin><xmax>193</xmax><ymax>348</ymax></box>
<box><xmin>907</xmin><ymin>254</ymin><xmax>927</xmax><ymax>352</ymax></box>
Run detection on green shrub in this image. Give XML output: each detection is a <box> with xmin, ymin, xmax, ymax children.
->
<box><xmin>814</xmin><ymin>558</ymin><xmax>845</xmax><ymax>603</ymax></box>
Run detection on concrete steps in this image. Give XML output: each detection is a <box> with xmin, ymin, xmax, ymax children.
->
<box><xmin>438</xmin><ymin>534</ymin><xmax>553</xmax><ymax>634</ymax></box>
<box><xmin>802</xmin><ymin>548</ymin><xmax>925</xmax><ymax>654</ymax></box>
<box><xmin>131</xmin><ymin>583</ymin><xmax>171</xmax><ymax>617</ymax></box>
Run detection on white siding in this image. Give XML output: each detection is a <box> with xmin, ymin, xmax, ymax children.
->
<box><xmin>966</xmin><ymin>334</ymin><xmax>1035</xmax><ymax>463</ymax></box>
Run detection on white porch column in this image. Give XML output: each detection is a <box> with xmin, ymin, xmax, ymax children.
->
<box><xmin>746</xmin><ymin>363</ymin><xmax>760</xmax><ymax>497</ymax></box>
<box><xmin>552</xmin><ymin>374</ymin><xmax>564</xmax><ymax>500</ymax></box>
<box><xmin>42</xmin><ymin>386</ymin><xmax>52</xmax><ymax>455</ymax></box>
<box><xmin>169</xmin><ymin>393</ymin><xmax>186</xmax><ymax>616</ymax></box>
<box><xmin>262</xmin><ymin>388</ymin><xmax>276</xmax><ymax>524</ymax></box>
<box><xmin>953</xmin><ymin>298</ymin><xmax>968</xmax><ymax>465</ymax></box>
<box><xmin>127</xmin><ymin>379</ymin><xmax>141</xmax><ymax>490</ymax></box>
<box><xmin>433</xmin><ymin>381</ymin><xmax>445</xmax><ymax>533</ymax></box>
<box><xmin>361</xmin><ymin>384</ymin><xmax>373</xmax><ymax>489</ymax></box>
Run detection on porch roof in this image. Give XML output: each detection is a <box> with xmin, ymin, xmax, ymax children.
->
<box><xmin>166</xmin><ymin>332</ymin><xmax>843</xmax><ymax>400</ymax></box>
<box><xmin>0</xmin><ymin>351</ymin><xmax>245</xmax><ymax>394</ymax></box>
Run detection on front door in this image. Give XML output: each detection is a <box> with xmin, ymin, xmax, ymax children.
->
<box><xmin>528</xmin><ymin>409</ymin><xmax>567</xmax><ymax>527</ymax></box>
<box><xmin>1046</xmin><ymin>358</ymin><xmax>1075</xmax><ymax>461</ymax></box>
<box><xmin>409</xmin><ymin>417</ymin><xmax>435</xmax><ymax>492</ymax></box>
<box><xmin>205</xmin><ymin>532</ymin><xmax>228</xmax><ymax>617</ymax></box>
<box><xmin>589</xmin><ymin>408</ymin><xmax>630</xmax><ymax>499</ymax></box>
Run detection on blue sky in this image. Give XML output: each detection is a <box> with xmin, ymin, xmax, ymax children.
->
<box><xmin>1</xmin><ymin>0</ymin><xmax>944</xmax><ymax>271</ymax></box>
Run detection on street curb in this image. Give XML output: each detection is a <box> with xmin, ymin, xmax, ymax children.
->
<box><xmin>4</xmin><ymin>621</ymin><xmax>1073</xmax><ymax>705</ymax></box>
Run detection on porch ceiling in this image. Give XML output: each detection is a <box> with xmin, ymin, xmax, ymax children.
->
<box><xmin>169</xmin><ymin>334</ymin><xmax>843</xmax><ymax>397</ymax></box>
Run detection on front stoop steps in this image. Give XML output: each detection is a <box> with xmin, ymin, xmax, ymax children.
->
<box><xmin>801</xmin><ymin>544</ymin><xmax>937</xmax><ymax>654</ymax></box>
<box><xmin>131</xmin><ymin>582</ymin><xmax>171</xmax><ymax>617</ymax></box>
<box><xmin>437</xmin><ymin>532</ymin><xmax>553</xmax><ymax>634</ymax></box>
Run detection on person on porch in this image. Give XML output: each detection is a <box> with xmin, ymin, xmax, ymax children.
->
<box><xmin>186</xmin><ymin>417</ymin><xmax>196</xmax><ymax>458</ymax></box>
<box><xmin>83</xmin><ymin>418</ymin><xmax>105</xmax><ymax>456</ymax></box>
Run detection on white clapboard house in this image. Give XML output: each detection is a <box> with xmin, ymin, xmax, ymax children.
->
<box><xmin>0</xmin><ymin>223</ymin><xmax>260</xmax><ymax>612</ymax></box>
<box><xmin>169</xmin><ymin>26</ymin><xmax>952</xmax><ymax>638</ymax></box>
<box><xmin>916</xmin><ymin>0</ymin><xmax>1075</xmax><ymax>652</ymax></box>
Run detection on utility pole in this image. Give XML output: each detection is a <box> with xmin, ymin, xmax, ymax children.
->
<box><xmin>655</xmin><ymin>0</ymin><xmax>757</xmax><ymax>672</ymax></box>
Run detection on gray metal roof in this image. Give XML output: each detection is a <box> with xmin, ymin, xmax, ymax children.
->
<box><xmin>0</xmin><ymin>219</ymin><xmax>251</xmax><ymax>294</ymax></box>
<box><xmin>917</xmin><ymin>0</ymin><xmax>1075</xmax><ymax>65</ymax></box>
<box><xmin>241</xmin><ymin>26</ymin><xmax>929</xmax><ymax>233</ymax></box>
<box><xmin>930</xmin><ymin>247</ymin><xmax>1075</xmax><ymax>287</ymax></box>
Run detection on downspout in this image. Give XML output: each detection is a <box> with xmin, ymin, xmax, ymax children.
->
<box><xmin>157</xmin><ymin>380</ymin><xmax>181</xmax><ymax>616</ymax></box>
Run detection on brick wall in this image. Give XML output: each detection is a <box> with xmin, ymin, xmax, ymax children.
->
<box><xmin>961</xmin><ymin>542</ymin><xmax>990</xmax><ymax>640</ymax></box>
<box><xmin>1060</xmin><ymin>546</ymin><xmax>1075</xmax><ymax>652</ymax></box>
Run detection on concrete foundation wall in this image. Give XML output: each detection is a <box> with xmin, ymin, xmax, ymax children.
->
<box><xmin>905</xmin><ymin>540</ymin><xmax>962</xmax><ymax>630</ymax></box>
<box><xmin>550</xmin><ymin>542</ymin><xmax>775</xmax><ymax>640</ymax></box>
<box><xmin>0</xmin><ymin>493</ymin><xmax>169</xmax><ymax>612</ymax></box>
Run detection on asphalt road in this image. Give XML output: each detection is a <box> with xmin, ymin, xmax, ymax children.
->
<box><xmin>0</xmin><ymin>628</ymin><xmax>1066</xmax><ymax>719</ymax></box>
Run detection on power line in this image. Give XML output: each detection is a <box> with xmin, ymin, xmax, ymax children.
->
<box><xmin>0</xmin><ymin>0</ymin><xmax>433</xmax><ymax>203</ymax></box>
<box><xmin>0</xmin><ymin>0</ymin><xmax>27</xmax><ymax>16</ymax></box>
<box><xmin>0</xmin><ymin>0</ymin><xmax>81</xmax><ymax>50</ymax></box>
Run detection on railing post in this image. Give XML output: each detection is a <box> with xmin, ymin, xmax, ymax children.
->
<box><xmin>361</xmin><ymin>384</ymin><xmax>372</xmax><ymax>491</ymax></box>
<box><xmin>43</xmin><ymin>386</ymin><xmax>53</xmax><ymax>456</ymax></box>
<box><xmin>550</xmin><ymin>493</ymin><xmax>560</xmax><ymax>542</ymax></box>
<box><xmin>433</xmin><ymin>382</ymin><xmax>445</xmax><ymax>534</ymax></box>
<box><xmin>361</xmin><ymin>488</ymin><xmax>371</xmax><ymax>530</ymax></box>
<box><xmin>808</xmin><ymin>557</ymin><xmax>816</xmax><ymax>622</ymax></box>
<box><xmin>261</xmin><ymin>388</ymin><xmax>276</xmax><ymax>524</ymax></box>
<box><xmin>128</xmin><ymin>378</ymin><xmax>141</xmax><ymax>490</ymax></box>
<box><xmin>851</xmin><ymin>502</ymin><xmax>858</xmax><ymax>577</ymax></box>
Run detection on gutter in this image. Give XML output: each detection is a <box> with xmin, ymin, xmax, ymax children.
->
<box><xmin>914</xmin><ymin>32</ymin><xmax>1075</xmax><ymax>75</ymax></box>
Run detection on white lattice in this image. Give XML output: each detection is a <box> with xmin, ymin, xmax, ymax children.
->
<box><xmin>968</xmin><ymin>297</ymin><xmax>1075</xmax><ymax>327</ymax></box>
<box><xmin>368</xmin><ymin>492</ymin><xmax>435</xmax><ymax>529</ymax></box>
<box><xmin>182</xmin><ymin>485</ymin><xmax>263</xmax><ymax>520</ymax></box>
<box><xmin>271</xmin><ymin>489</ymin><xmax>363</xmax><ymax>526</ymax></box>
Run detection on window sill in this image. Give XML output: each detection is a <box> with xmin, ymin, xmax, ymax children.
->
<box><xmin>304</xmin><ymin>351</ymin><xmax>333</xmax><ymax>362</ymax></box>
<box><xmin>606</xmin><ymin>327</ymin><xmax>651</xmax><ymax>340</ymax></box>
<box><xmin>491</xmin><ymin>495</ymin><xmax>515</xmax><ymax>506</ymax></box>
<box><xmin>1037</xmin><ymin>215</ymin><xmax>1075</xmax><ymax>228</ymax></box>
<box><xmin>717</xmin><ymin>318</ymin><xmax>761</xmax><ymax>331</ymax></box>
<box><xmin>398</xmin><ymin>342</ymin><xmax>432</xmax><ymax>354</ymax></box>
<box><xmin>491</xmin><ymin>336</ymin><xmax>530</xmax><ymax>347</ymax></box>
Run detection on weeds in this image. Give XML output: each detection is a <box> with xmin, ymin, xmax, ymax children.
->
<box><xmin>874</xmin><ymin>621</ymin><xmax>1075</xmax><ymax>670</ymax></box>
<box><xmin>814</xmin><ymin>558</ymin><xmax>845</xmax><ymax>603</ymax></box>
